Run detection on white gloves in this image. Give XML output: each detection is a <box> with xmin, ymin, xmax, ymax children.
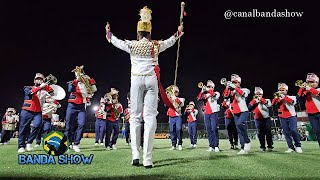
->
<box><xmin>228</xmin><ymin>83</ymin><xmax>236</xmax><ymax>89</ymax></box>
<box><xmin>306</xmin><ymin>86</ymin><xmax>311</xmax><ymax>90</ymax></box>
<box><xmin>40</xmin><ymin>83</ymin><xmax>48</xmax><ymax>88</ymax></box>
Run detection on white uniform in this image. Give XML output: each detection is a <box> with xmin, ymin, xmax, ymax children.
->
<box><xmin>110</xmin><ymin>34</ymin><xmax>177</xmax><ymax>166</ymax></box>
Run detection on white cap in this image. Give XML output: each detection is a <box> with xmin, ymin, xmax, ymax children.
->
<box><xmin>34</xmin><ymin>73</ymin><xmax>45</xmax><ymax>80</ymax></box>
<box><xmin>306</xmin><ymin>73</ymin><xmax>319</xmax><ymax>83</ymax></box>
<box><xmin>189</xmin><ymin>101</ymin><xmax>195</xmax><ymax>106</ymax></box>
<box><xmin>278</xmin><ymin>83</ymin><xmax>288</xmax><ymax>91</ymax></box>
<box><xmin>254</xmin><ymin>87</ymin><xmax>263</xmax><ymax>94</ymax></box>
<box><xmin>207</xmin><ymin>80</ymin><xmax>215</xmax><ymax>88</ymax></box>
<box><xmin>6</xmin><ymin>107</ymin><xmax>16</xmax><ymax>114</ymax></box>
<box><xmin>231</xmin><ymin>74</ymin><xmax>241</xmax><ymax>83</ymax></box>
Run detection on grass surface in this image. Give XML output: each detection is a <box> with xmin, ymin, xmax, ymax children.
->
<box><xmin>0</xmin><ymin>138</ymin><xmax>320</xmax><ymax>180</ymax></box>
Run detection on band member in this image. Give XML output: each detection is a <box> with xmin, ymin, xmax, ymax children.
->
<box><xmin>221</xmin><ymin>98</ymin><xmax>238</xmax><ymax>150</ymax></box>
<box><xmin>1</xmin><ymin>108</ymin><xmax>19</xmax><ymax>144</ymax></box>
<box><xmin>124</xmin><ymin>93</ymin><xmax>131</xmax><ymax>145</ymax></box>
<box><xmin>18</xmin><ymin>73</ymin><xmax>54</xmax><ymax>153</ymax></box>
<box><xmin>185</xmin><ymin>101</ymin><xmax>198</xmax><ymax>148</ymax></box>
<box><xmin>248</xmin><ymin>87</ymin><xmax>273</xmax><ymax>151</ymax></box>
<box><xmin>95</xmin><ymin>98</ymin><xmax>107</xmax><ymax>146</ymax></box>
<box><xmin>197</xmin><ymin>80</ymin><xmax>220</xmax><ymax>152</ymax></box>
<box><xmin>227</xmin><ymin>74</ymin><xmax>251</xmax><ymax>154</ymax></box>
<box><xmin>35</xmin><ymin>96</ymin><xmax>61</xmax><ymax>147</ymax></box>
<box><xmin>65</xmin><ymin>66</ymin><xmax>97</xmax><ymax>153</ymax></box>
<box><xmin>105</xmin><ymin>6</ymin><xmax>184</xmax><ymax>168</ymax></box>
<box><xmin>297</xmin><ymin>73</ymin><xmax>320</xmax><ymax>147</ymax></box>
<box><xmin>51</xmin><ymin>110</ymin><xmax>63</xmax><ymax>131</ymax></box>
<box><xmin>272</xmin><ymin>83</ymin><xmax>302</xmax><ymax>153</ymax></box>
<box><xmin>167</xmin><ymin>85</ymin><xmax>185</xmax><ymax>151</ymax></box>
<box><xmin>105</xmin><ymin>88</ymin><xmax>123</xmax><ymax>150</ymax></box>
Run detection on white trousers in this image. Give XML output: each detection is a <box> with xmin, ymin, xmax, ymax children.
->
<box><xmin>129</xmin><ymin>75</ymin><xmax>158</xmax><ymax>166</ymax></box>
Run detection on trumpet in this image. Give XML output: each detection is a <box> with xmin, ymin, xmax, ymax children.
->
<box><xmin>295</xmin><ymin>80</ymin><xmax>307</xmax><ymax>88</ymax></box>
<box><xmin>253</xmin><ymin>95</ymin><xmax>260</xmax><ymax>101</ymax></box>
<box><xmin>273</xmin><ymin>92</ymin><xmax>281</xmax><ymax>98</ymax></box>
<box><xmin>220</xmin><ymin>78</ymin><xmax>231</xmax><ymax>87</ymax></box>
<box><xmin>220</xmin><ymin>78</ymin><xmax>227</xmax><ymax>86</ymax></box>
<box><xmin>198</xmin><ymin>82</ymin><xmax>204</xmax><ymax>88</ymax></box>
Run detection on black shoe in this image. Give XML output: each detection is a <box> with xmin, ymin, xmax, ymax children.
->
<box><xmin>230</xmin><ymin>145</ymin><xmax>234</xmax><ymax>149</ymax></box>
<box><xmin>144</xmin><ymin>165</ymin><xmax>153</xmax><ymax>169</ymax></box>
<box><xmin>132</xmin><ymin>159</ymin><xmax>139</xmax><ymax>166</ymax></box>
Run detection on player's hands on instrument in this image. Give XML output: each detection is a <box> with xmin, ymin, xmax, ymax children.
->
<box><xmin>40</xmin><ymin>82</ymin><xmax>48</xmax><ymax>89</ymax></box>
<box><xmin>306</xmin><ymin>85</ymin><xmax>311</xmax><ymax>90</ymax></box>
<box><xmin>228</xmin><ymin>83</ymin><xmax>236</xmax><ymax>89</ymax></box>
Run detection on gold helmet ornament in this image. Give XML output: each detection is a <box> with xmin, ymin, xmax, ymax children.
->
<box><xmin>137</xmin><ymin>6</ymin><xmax>152</xmax><ymax>33</ymax></box>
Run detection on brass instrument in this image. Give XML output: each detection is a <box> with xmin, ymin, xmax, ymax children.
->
<box><xmin>104</xmin><ymin>92</ymin><xmax>119</xmax><ymax>104</ymax></box>
<box><xmin>273</xmin><ymin>92</ymin><xmax>281</xmax><ymax>98</ymax></box>
<box><xmin>50</xmin><ymin>84</ymin><xmax>66</xmax><ymax>101</ymax></box>
<box><xmin>253</xmin><ymin>94</ymin><xmax>260</xmax><ymax>101</ymax></box>
<box><xmin>44</xmin><ymin>74</ymin><xmax>58</xmax><ymax>85</ymax></box>
<box><xmin>165</xmin><ymin>85</ymin><xmax>179</xmax><ymax>109</ymax></box>
<box><xmin>104</xmin><ymin>92</ymin><xmax>120</xmax><ymax>118</ymax></box>
<box><xmin>42</xmin><ymin>101</ymin><xmax>59</xmax><ymax>115</ymax></box>
<box><xmin>295</xmin><ymin>80</ymin><xmax>307</xmax><ymax>88</ymax></box>
<box><xmin>72</xmin><ymin>65</ymin><xmax>94</xmax><ymax>96</ymax></box>
<box><xmin>220</xmin><ymin>78</ymin><xmax>227</xmax><ymax>86</ymax></box>
<box><xmin>198</xmin><ymin>82</ymin><xmax>204</xmax><ymax>88</ymax></box>
<box><xmin>220</xmin><ymin>78</ymin><xmax>232</xmax><ymax>87</ymax></box>
<box><xmin>165</xmin><ymin>85</ymin><xmax>176</xmax><ymax>96</ymax></box>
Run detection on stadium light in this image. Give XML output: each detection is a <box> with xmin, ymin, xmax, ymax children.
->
<box><xmin>92</xmin><ymin>105</ymin><xmax>99</xmax><ymax>112</ymax></box>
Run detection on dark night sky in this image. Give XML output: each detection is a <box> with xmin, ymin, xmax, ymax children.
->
<box><xmin>0</xmin><ymin>0</ymin><xmax>319</xmax><ymax>122</ymax></box>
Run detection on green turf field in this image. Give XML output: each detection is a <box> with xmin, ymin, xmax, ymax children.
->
<box><xmin>0</xmin><ymin>138</ymin><xmax>319</xmax><ymax>180</ymax></box>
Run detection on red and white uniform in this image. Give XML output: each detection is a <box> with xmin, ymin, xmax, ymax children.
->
<box><xmin>249</xmin><ymin>98</ymin><xmax>272</xmax><ymax>119</ymax></box>
<box><xmin>197</xmin><ymin>89</ymin><xmax>220</xmax><ymax>114</ymax></box>
<box><xmin>23</xmin><ymin>85</ymin><xmax>54</xmax><ymax>112</ymax></box>
<box><xmin>124</xmin><ymin>108</ymin><xmax>130</xmax><ymax>123</ymax></box>
<box><xmin>106</xmin><ymin>102</ymin><xmax>123</xmax><ymax>122</ymax></box>
<box><xmin>167</xmin><ymin>96</ymin><xmax>185</xmax><ymax>117</ymax></box>
<box><xmin>230</xmin><ymin>88</ymin><xmax>250</xmax><ymax>114</ymax></box>
<box><xmin>185</xmin><ymin>108</ymin><xmax>198</xmax><ymax>122</ymax></box>
<box><xmin>2</xmin><ymin>113</ymin><xmax>19</xmax><ymax>131</ymax></box>
<box><xmin>272</xmin><ymin>95</ymin><xmax>297</xmax><ymax>118</ymax></box>
<box><xmin>222</xmin><ymin>99</ymin><xmax>234</xmax><ymax>119</ymax></box>
<box><xmin>68</xmin><ymin>79</ymin><xmax>96</xmax><ymax>104</ymax></box>
<box><xmin>95</xmin><ymin>105</ymin><xmax>107</xmax><ymax>119</ymax></box>
<box><xmin>297</xmin><ymin>87</ymin><xmax>320</xmax><ymax>114</ymax></box>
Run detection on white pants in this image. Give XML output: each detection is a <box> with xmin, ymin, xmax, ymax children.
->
<box><xmin>129</xmin><ymin>75</ymin><xmax>158</xmax><ymax>166</ymax></box>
